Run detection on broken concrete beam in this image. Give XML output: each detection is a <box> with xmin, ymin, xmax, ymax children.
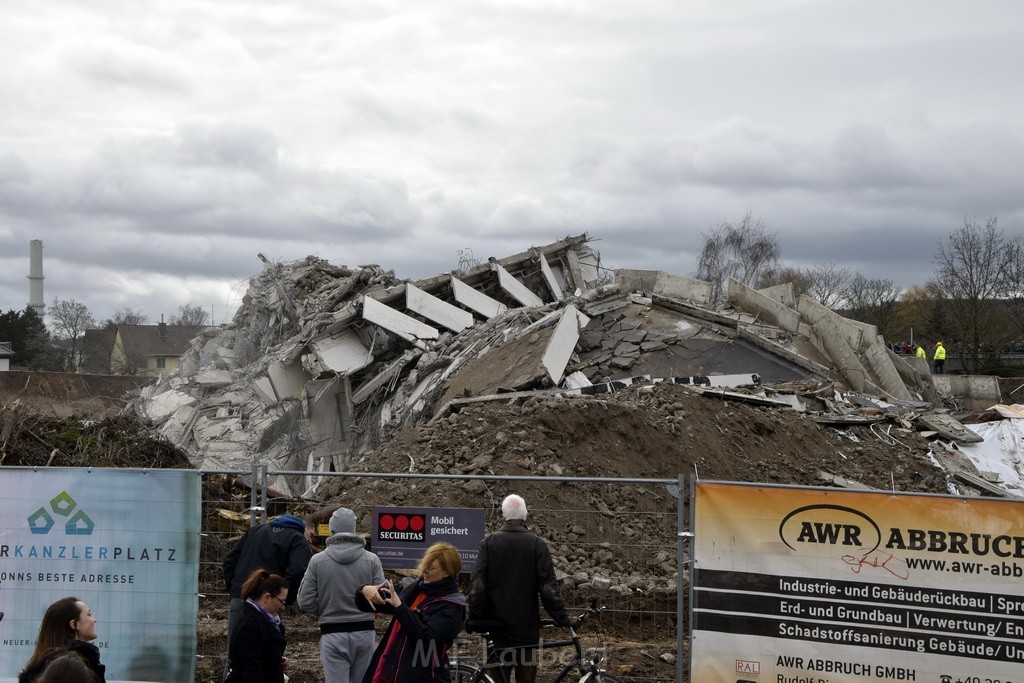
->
<box><xmin>451</xmin><ymin>277</ymin><xmax>507</xmax><ymax>319</ymax></box>
<box><xmin>406</xmin><ymin>283</ymin><xmax>475</xmax><ymax>333</ymax></box>
<box><xmin>541</xmin><ymin>304</ymin><xmax>590</xmax><ymax>386</ymax></box>
<box><xmin>651</xmin><ymin>294</ymin><xmax>738</xmax><ymax>335</ymax></box>
<box><xmin>809</xmin><ymin>414</ymin><xmax>885</xmax><ymax>425</ymax></box>
<box><xmin>735</xmin><ymin>328</ymin><xmax>831</xmax><ymax>378</ymax></box>
<box><xmin>932</xmin><ymin>374</ymin><xmax>1002</xmax><ymax>412</ymax></box>
<box><xmin>253</xmin><ymin>375</ymin><xmax>276</xmax><ymax>404</ymax></box>
<box><xmin>686</xmin><ymin>386</ymin><xmax>794</xmax><ymax>408</ymax></box>
<box><xmin>428</xmin><ymin>388</ymin><xmax>564</xmax><ymax>425</ymax></box>
<box><xmin>727</xmin><ymin>278</ymin><xmax>801</xmax><ymax>333</ymax></box>
<box><xmin>917</xmin><ymin>413</ymin><xmax>984</xmax><ymax>444</ymax></box>
<box><xmin>491</xmin><ymin>261</ymin><xmax>546</xmax><ymax>307</ymax></box>
<box><xmin>352</xmin><ymin>351</ymin><xmax>421</xmax><ymax>405</ymax></box>
<box><xmin>536</xmin><ymin>251</ymin><xmax>565</xmax><ymax>301</ymax></box>
<box><xmin>862</xmin><ymin>335</ymin><xmax>914</xmax><ymax>401</ymax></box>
<box><xmin>268</xmin><ymin>359</ymin><xmax>310</xmax><ymax>400</ymax></box>
<box><xmin>573</xmin><ymin>245</ymin><xmax>601</xmax><ymax>287</ymax></box>
<box><xmin>306</xmin><ymin>377</ymin><xmax>353</xmax><ymax>471</ymax></box>
<box><xmin>159</xmin><ymin>404</ymin><xmax>199</xmax><ymax>445</ymax></box>
<box><xmin>952</xmin><ymin>470</ymin><xmax>1019</xmax><ymax>498</ymax></box>
<box><xmin>615</xmin><ymin>269</ymin><xmax>714</xmax><ymax>306</ymax></box>
<box><xmin>810</xmin><ymin>314</ymin><xmax>873</xmax><ymax>393</ymax></box>
<box><xmin>362</xmin><ymin>295</ymin><xmax>440</xmax><ymax>349</ymax></box>
<box><xmin>758</xmin><ymin>282</ymin><xmax>797</xmax><ymax>308</ymax></box>
<box><xmin>141</xmin><ymin>389</ymin><xmax>198</xmax><ymax>423</ymax></box>
<box><xmin>797</xmin><ymin>295</ymin><xmax>876</xmax><ymax>350</ymax></box>
<box><xmin>308</xmin><ymin>330</ymin><xmax>373</xmax><ymax>374</ymax></box>
<box><xmin>195</xmin><ymin>368</ymin><xmax>234</xmax><ymax>386</ymax></box>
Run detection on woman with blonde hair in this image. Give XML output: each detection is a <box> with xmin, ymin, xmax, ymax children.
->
<box><xmin>358</xmin><ymin>542</ymin><xmax>466</xmax><ymax>682</ymax></box>
<box><xmin>18</xmin><ymin>597</ymin><xmax>106</xmax><ymax>683</ymax></box>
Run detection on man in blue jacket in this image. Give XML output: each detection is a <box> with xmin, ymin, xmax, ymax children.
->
<box><xmin>222</xmin><ymin>513</ymin><xmax>314</xmax><ymax>680</ymax></box>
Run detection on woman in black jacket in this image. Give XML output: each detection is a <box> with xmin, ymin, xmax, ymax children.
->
<box><xmin>18</xmin><ymin>597</ymin><xmax>106</xmax><ymax>683</ymax></box>
<box><xmin>358</xmin><ymin>542</ymin><xmax>467</xmax><ymax>682</ymax></box>
<box><xmin>227</xmin><ymin>569</ymin><xmax>291</xmax><ymax>683</ymax></box>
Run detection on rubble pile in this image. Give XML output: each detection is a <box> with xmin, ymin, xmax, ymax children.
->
<box><xmin>316</xmin><ymin>382</ymin><xmax>947</xmax><ymax>594</ymax></box>
<box><xmin>127</xmin><ymin>233</ymin><xmax>1017</xmax><ymax>505</ymax></box>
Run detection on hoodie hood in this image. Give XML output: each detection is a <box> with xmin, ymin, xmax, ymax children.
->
<box><xmin>324</xmin><ymin>532</ymin><xmax>366</xmax><ymax>564</ymax></box>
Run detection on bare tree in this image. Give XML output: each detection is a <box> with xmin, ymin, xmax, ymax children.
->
<box><xmin>48</xmin><ymin>298</ymin><xmax>95</xmax><ymax>371</ymax></box>
<box><xmin>845</xmin><ymin>274</ymin><xmax>903</xmax><ymax>340</ymax></box>
<box><xmin>806</xmin><ymin>262</ymin><xmax>851</xmax><ymax>309</ymax></box>
<box><xmin>170</xmin><ymin>304</ymin><xmax>210</xmax><ymax>327</ymax></box>
<box><xmin>933</xmin><ymin>217</ymin><xmax>1020</xmax><ymax>370</ymax></box>
<box><xmin>756</xmin><ymin>265</ymin><xmax>812</xmax><ymax>299</ymax></box>
<box><xmin>1005</xmin><ymin>238</ymin><xmax>1024</xmax><ymax>345</ymax></box>
<box><xmin>695</xmin><ymin>212</ymin><xmax>781</xmax><ymax>305</ymax></box>
<box><xmin>892</xmin><ymin>285</ymin><xmax>943</xmax><ymax>346</ymax></box>
<box><xmin>103</xmin><ymin>307</ymin><xmax>150</xmax><ymax>328</ymax></box>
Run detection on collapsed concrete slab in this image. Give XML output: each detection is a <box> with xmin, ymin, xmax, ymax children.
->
<box><xmin>129</xmin><ymin>234</ymin><xmax>1003</xmax><ymax>497</ymax></box>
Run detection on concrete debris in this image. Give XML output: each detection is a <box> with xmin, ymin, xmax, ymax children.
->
<box><xmin>129</xmin><ymin>234</ymin><xmax>1010</xmax><ymax>498</ymax></box>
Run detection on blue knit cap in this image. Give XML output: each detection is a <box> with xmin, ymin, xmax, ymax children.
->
<box><xmin>269</xmin><ymin>514</ymin><xmax>305</xmax><ymax>532</ymax></box>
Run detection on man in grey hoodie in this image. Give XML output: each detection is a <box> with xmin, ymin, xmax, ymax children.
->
<box><xmin>297</xmin><ymin>507</ymin><xmax>385</xmax><ymax>683</ymax></box>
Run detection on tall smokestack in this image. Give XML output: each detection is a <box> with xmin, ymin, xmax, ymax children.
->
<box><xmin>28</xmin><ymin>239</ymin><xmax>45</xmax><ymax>318</ymax></box>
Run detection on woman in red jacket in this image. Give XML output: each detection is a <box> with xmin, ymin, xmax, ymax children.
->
<box><xmin>358</xmin><ymin>543</ymin><xmax>467</xmax><ymax>682</ymax></box>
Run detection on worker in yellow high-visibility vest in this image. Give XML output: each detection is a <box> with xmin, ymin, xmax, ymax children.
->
<box><xmin>915</xmin><ymin>344</ymin><xmax>926</xmax><ymax>360</ymax></box>
<box><xmin>932</xmin><ymin>341</ymin><xmax>946</xmax><ymax>374</ymax></box>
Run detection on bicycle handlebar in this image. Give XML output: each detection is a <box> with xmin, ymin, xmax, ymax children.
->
<box><xmin>466</xmin><ymin>599</ymin><xmax>604</xmax><ymax>635</ymax></box>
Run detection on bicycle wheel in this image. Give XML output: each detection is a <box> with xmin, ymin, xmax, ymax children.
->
<box><xmin>453</xmin><ymin>662</ymin><xmax>498</xmax><ymax>683</ymax></box>
<box><xmin>578</xmin><ymin>671</ymin><xmax>625</xmax><ymax>683</ymax></box>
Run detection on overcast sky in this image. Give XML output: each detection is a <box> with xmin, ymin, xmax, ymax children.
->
<box><xmin>1</xmin><ymin>0</ymin><xmax>1022</xmax><ymax>327</ymax></box>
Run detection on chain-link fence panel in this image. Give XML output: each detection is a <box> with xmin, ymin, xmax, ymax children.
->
<box><xmin>195</xmin><ymin>469</ymin><xmax>683</xmax><ymax>682</ymax></box>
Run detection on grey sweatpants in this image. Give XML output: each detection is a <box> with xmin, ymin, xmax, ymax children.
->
<box><xmin>320</xmin><ymin>630</ymin><xmax>376</xmax><ymax>683</ymax></box>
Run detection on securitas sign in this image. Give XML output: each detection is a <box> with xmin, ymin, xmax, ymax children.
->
<box><xmin>371</xmin><ymin>506</ymin><xmax>485</xmax><ymax>572</ymax></box>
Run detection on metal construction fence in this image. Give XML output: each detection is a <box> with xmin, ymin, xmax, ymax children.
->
<box><xmin>196</xmin><ymin>467</ymin><xmax>686</xmax><ymax>682</ymax></box>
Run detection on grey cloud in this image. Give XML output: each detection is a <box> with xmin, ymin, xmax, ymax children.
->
<box><xmin>71</xmin><ymin>45</ymin><xmax>190</xmax><ymax>93</ymax></box>
<box><xmin>22</xmin><ymin>123</ymin><xmax>422</xmax><ymax>245</ymax></box>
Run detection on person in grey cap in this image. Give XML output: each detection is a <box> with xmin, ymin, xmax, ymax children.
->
<box><xmin>297</xmin><ymin>507</ymin><xmax>385</xmax><ymax>683</ymax></box>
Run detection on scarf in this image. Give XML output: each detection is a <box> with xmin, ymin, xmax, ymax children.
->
<box><xmin>246</xmin><ymin>597</ymin><xmax>282</xmax><ymax>631</ymax></box>
<box><xmin>400</xmin><ymin>575</ymin><xmax>459</xmax><ymax>602</ymax></box>
<box><xmin>372</xmin><ymin>576</ymin><xmax>460</xmax><ymax>682</ymax></box>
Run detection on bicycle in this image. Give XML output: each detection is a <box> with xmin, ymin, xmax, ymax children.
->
<box><xmin>452</xmin><ymin>600</ymin><xmax>625</xmax><ymax>683</ymax></box>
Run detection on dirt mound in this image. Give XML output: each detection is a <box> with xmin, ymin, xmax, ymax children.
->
<box><xmin>0</xmin><ymin>371</ymin><xmax>153</xmax><ymax>418</ymax></box>
<box><xmin>328</xmin><ymin>382</ymin><xmax>945</xmax><ymax>497</ymax></box>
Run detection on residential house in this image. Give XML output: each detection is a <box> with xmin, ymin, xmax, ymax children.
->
<box><xmin>0</xmin><ymin>342</ymin><xmax>12</xmax><ymax>372</ymax></box>
<box><xmin>82</xmin><ymin>323</ymin><xmax>206</xmax><ymax>376</ymax></box>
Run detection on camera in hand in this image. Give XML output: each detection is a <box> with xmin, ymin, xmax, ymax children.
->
<box><xmin>379</xmin><ymin>588</ymin><xmax>392</xmax><ymax>599</ymax></box>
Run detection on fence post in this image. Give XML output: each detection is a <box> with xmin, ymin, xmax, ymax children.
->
<box><xmin>259</xmin><ymin>463</ymin><xmax>269</xmax><ymax>524</ymax></box>
<box><xmin>248</xmin><ymin>462</ymin><xmax>260</xmax><ymax>527</ymax></box>
<box><xmin>677</xmin><ymin>473</ymin><xmax>691</xmax><ymax>683</ymax></box>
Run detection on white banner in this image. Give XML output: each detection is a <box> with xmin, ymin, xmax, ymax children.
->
<box><xmin>692</xmin><ymin>481</ymin><xmax>1024</xmax><ymax>682</ymax></box>
<box><xmin>0</xmin><ymin>468</ymin><xmax>200</xmax><ymax>682</ymax></box>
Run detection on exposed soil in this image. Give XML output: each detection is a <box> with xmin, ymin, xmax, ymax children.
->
<box><xmin>3</xmin><ymin>381</ymin><xmax>953</xmax><ymax>681</ymax></box>
<box><xmin>0</xmin><ymin>371</ymin><xmax>154</xmax><ymax>418</ymax></box>
<box><xmin>196</xmin><ymin>383</ymin><xmax>947</xmax><ymax>682</ymax></box>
